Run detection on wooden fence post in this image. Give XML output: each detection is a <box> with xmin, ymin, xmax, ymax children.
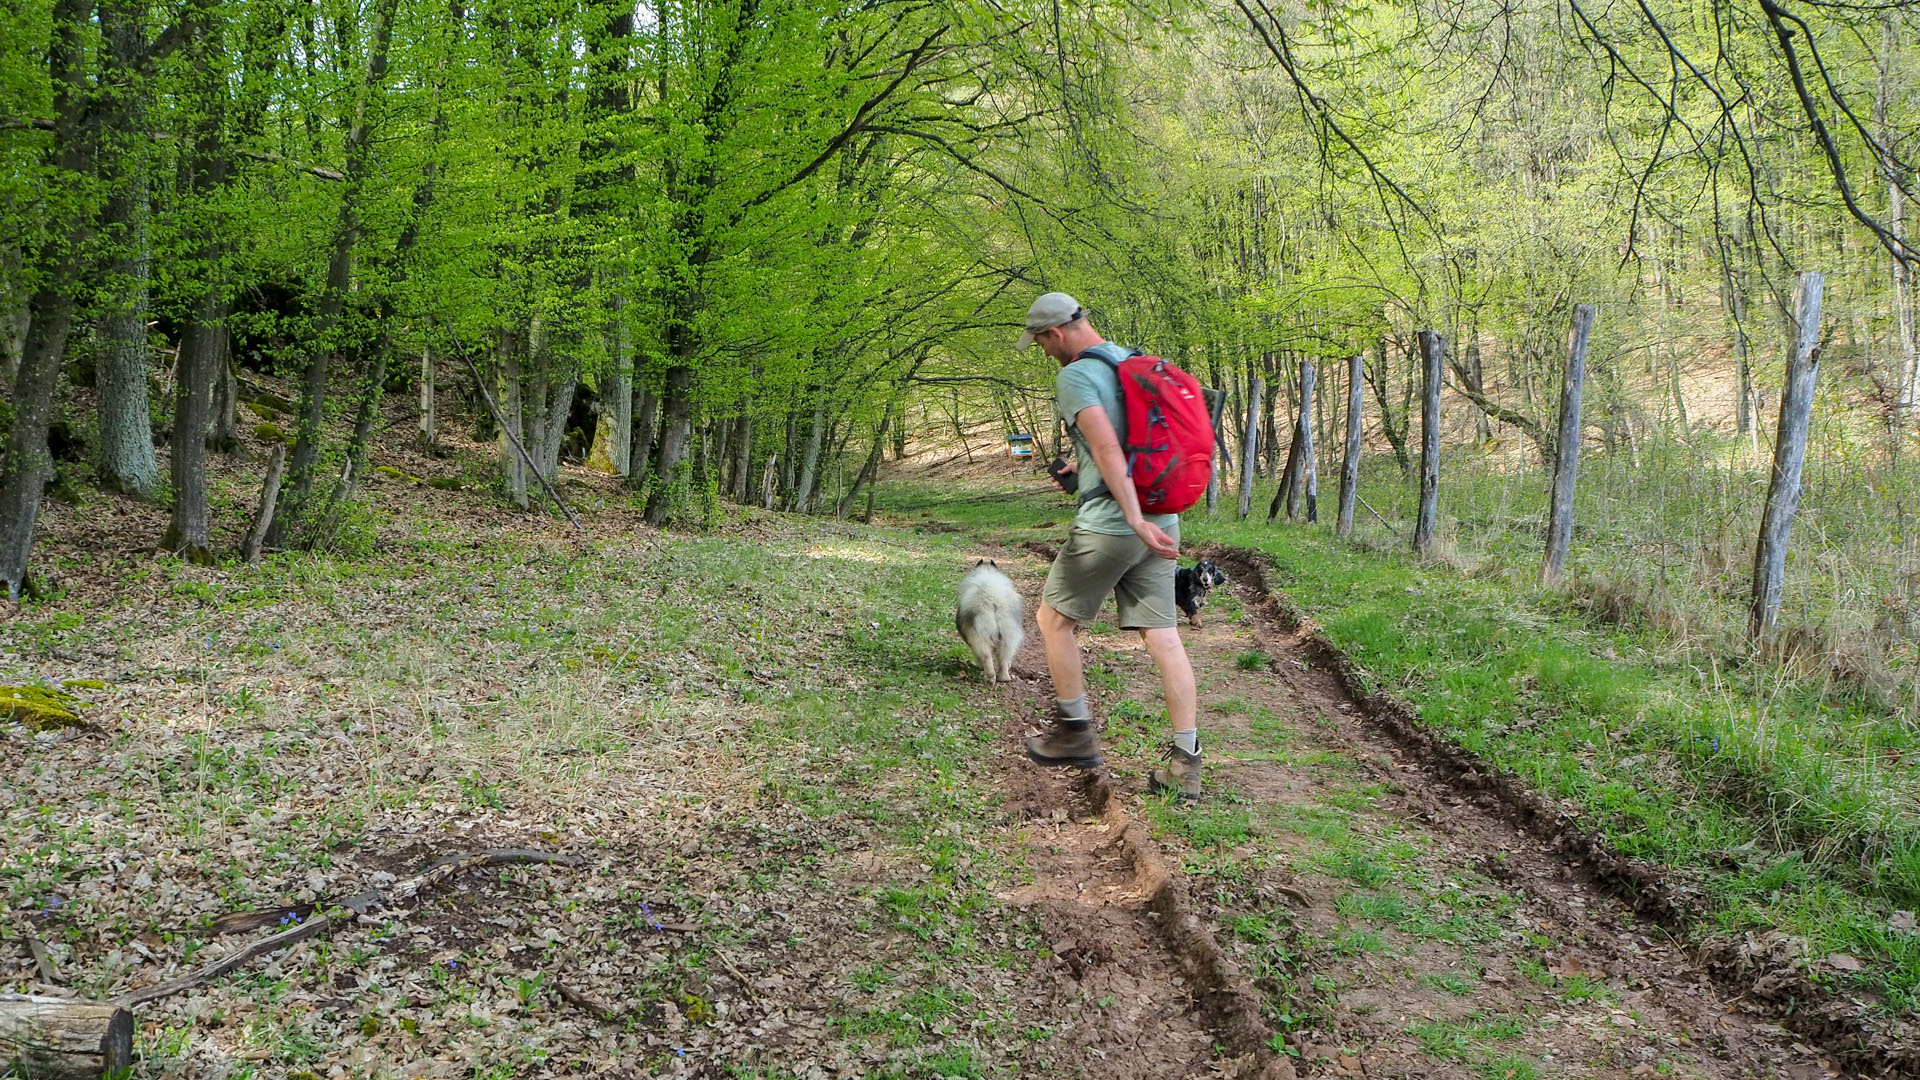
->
<box><xmin>1204</xmin><ymin>387</ymin><xmax>1228</xmax><ymax>515</ymax></box>
<box><xmin>1412</xmin><ymin>330</ymin><xmax>1444</xmax><ymax>553</ymax></box>
<box><xmin>1751</xmin><ymin>271</ymin><xmax>1825</xmax><ymax>639</ymax></box>
<box><xmin>1238</xmin><ymin>377</ymin><xmax>1262</xmax><ymax>521</ymax></box>
<box><xmin>1541</xmin><ymin>304</ymin><xmax>1596</xmax><ymax>583</ymax></box>
<box><xmin>1337</xmin><ymin>353</ymin><xmax>1364</xmax><ymax>537</ymax></box>
<box><xmin>1302</xmin><ymin>358</ymin><xmax>1318</xmax><ymax>523</ymax></box>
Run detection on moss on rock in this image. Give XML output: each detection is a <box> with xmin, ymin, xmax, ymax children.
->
<box><xmin>0</xmin><ymin>684</ymin><xmax>85</xmax><ymax>730</ymax></box>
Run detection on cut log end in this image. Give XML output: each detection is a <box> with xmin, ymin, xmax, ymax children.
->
<box><xmin>0</xmin><ymin>994</ymin><xmax>133</xmax><ymax>1080</ymax></box>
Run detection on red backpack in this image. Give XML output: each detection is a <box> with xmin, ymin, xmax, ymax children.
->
<box><xmin>1099</xmin><ymin>350</ymin><xmax>1216</xmax><ymax>515</ymax></box>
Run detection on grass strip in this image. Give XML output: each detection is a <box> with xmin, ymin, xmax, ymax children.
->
<box><xmin>1184</xmin><ymin>515</ymin><xmax>1920</xmax><ymax>1014</ymax></box>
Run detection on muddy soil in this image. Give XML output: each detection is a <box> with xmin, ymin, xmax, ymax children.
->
<box><xmin>979</xmin><ymin>544</ymin><xmax>1849</xmax><ymax>1079</ymax></box>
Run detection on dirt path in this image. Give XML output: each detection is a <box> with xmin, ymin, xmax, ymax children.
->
<box><xmin>984</xmin><ymin>545</ymin><xmax>1839</xmax><ymax>1079</ymax></box>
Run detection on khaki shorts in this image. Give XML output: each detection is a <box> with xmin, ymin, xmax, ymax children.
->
<box><xmin>1042</xmin><ymin>526</ymin><xmax>1179</xmax><ymax>630</ymax></box>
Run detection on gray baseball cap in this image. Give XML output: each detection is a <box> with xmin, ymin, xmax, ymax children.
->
<box><xmin>1016</xmin><ymin>291</ymin><xmax>1084</xmax><ymax>349</ymax></box>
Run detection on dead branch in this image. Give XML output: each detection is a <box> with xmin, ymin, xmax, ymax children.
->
<box><xmin>554</xmin><ymin>979</ymin><xmax>620</xmax><ymax>1021</ymax></box>
<box><xmin>713</xmin><ymin>949</ymin><xmax>763</xmax><ymax>1005</ymax></box>
<box><xmin>118</xmin><ymin>848</ymin><xmax>583</xmax><ymax>1007</ymax></box>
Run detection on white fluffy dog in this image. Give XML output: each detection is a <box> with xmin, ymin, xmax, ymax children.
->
<box><xmin>956</xmin><ymin>560</ymin><xmax>1024</xmax><ymax>684</ymax></box>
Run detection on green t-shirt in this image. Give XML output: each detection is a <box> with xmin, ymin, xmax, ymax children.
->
<box><xmin>1056</xmin><ymin>342</ymin><xmax>1181</xmax><ymax>537</ymax></box>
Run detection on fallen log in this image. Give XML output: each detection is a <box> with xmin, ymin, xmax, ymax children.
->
<box><xmin>0</xmin><ymin>994</ymin><xmax>132</xmax><ymax>1080</ymax></box>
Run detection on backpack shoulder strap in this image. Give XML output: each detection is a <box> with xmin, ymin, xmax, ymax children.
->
<box><xmin>1075</xmin><ymin>342</ymin><xmax>1143</xmax><ymax>369</ymax></box>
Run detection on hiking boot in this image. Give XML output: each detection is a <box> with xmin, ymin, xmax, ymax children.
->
<box><xmin>1149</xmin><ymin>743</ymin><xmax>1203</xmax><ymax>802</ymax></box>
<box><xmin>1024</xmin><ymin>721</ymin><xmax>1103</xmax><ymax>769</ymax></box>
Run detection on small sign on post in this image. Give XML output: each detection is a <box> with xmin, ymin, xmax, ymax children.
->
<box><xmin>1006</xmin><ymin>433</ymin><xmax>1034</xmax><ymax>458</ymax></box>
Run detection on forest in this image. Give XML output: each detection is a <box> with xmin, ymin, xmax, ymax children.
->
<box><xmin>6</xmin><ymin>0</ymin><xmax>1920</xmax><ymax>1076</ymax></box>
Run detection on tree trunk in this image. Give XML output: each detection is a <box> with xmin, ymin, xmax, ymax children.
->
<box><xmin>317</xmin><ymin>343</ymin><xmax>389</xmax><ymax>542</ymax></box>
<box><xmin>1237</xmin><ymin>377</ymin><xmax>1262</xmax><ymax>521</ymax></box>
<box><xmin>0</xmin><ymin>288</ymin><xmax>81</xmax><ymax>598</ymax></box>
<box><xmin>1336</xmin><ymin>354</ymin><xmax>1363</xmax><ymax>537</ymax></box>
<box><xmin>837</xmin><ymin>405</ymin><xmax>891</xmax><ymax>518</ymax></box>
<box><xmin>779</xmin><ymin>408</ymin><xmax>798</xmax><ymax>504</ymax></box>
<box><xmin>92</xmin><ymin>0</ymin><xmax>159</xmax><ymax>497</ymax></box>
<box><xmin>602</xmin><ymin>330</ymin><xmax>632</xmax><ymax>476</ymax></box>
<box><xmin>1205</xmin><ymin>386</ymin><xmax>1229</xmax><ymax>515</ymax></box>
<box><xmin>0</xmin><ymin>240</ymin><xmax>25</xmax><ymax>391</ymax></box>
<box><xmin>1261</xmin><ymin>353</ymin><xmax>1281</xmax><ymax>476</ymax></box>
<box><xmin>628</xmin><ymin>380</ymin><xmax>657</xmax><ymax>491</ymax></box>
<box><xmin>1371</xmin><ymin>338</ymin><xmax>1411</xmax><ymax>475</ymax></box>
<box><xmin>534</xmin><ymin>350</ymin><xmax>576</xmax><ymax>482</ymax></box>
<box><xmin>497</xmin><ymin>330</ymin><xmax>528</xmax><ymax>510</ymax></box>
<box><xmin>0</xmin><ymin>994</ymin><xmax>133</xmax><ymax>1080</ymax></box>
<box><xmin>793</xmin><ymin>401</ymin><xmax>826</xmax><ymax>515</ymax></box>
<box><xmin>1286</xmin><ymin>359</ymin><xmax>1316</xmax><ymax>520</ymax></box>
<box><xmin>1413</xmin><ymin>330</ymin><xmax>1444</xmax><ymax>555</ymax></box>
<box><xmin>275</xmin><ymin>0</ymin><xmax>400</xmax><ymax>543</ymax></box>
<box><xmin>1751</xmin><ymin>273</ymin><xmax>1825</xmax><ymax>639</ymax></box>
<box><xmin>1719</xmin><ymin>238</ymin><xmax>1755</xmax><ymax>436</ymax></box>
<box><xmin>243</xmin><ymin>443</ymin><xmax>287</xmax><ymax>563</ymax></box>
<box><xmin>731</xmin><ymin>413</ymin><xmax>754</xmax><ymax>503</ymax></box>
<box><xmin>1542</xmin><ymin>305</ymin><xmax>1595</xmax><ymax>583</ymax></box>
<box><xmin>1466</xmin><ymin>337</ymin><xmax>1490</xmax><ymax>445</ymax></box>
<box><xmin>1879</xmin><ymin>14</ymin><xmax>1917</xmax><ymax>415</ymax></box>
<box><xmin>644</xmin><ymin>364</ymin><xmax>693</xmax><ymax>525</ymax></box>
<box><xmin>0</xmin><ymin>0</ymin><xmax>90</xmax><ymax>598</ymax></box>
<box><xmin>163</xmin><ymin>298</ymin><xmax>222</xmax><ymax>562</ymax></box>
<box><xmin>418</xmin><ymin>348</ymin><xmax>438</xmax><ymax>451</ymax></box>
<box><xmin>209</xmin><ymin>341</ymin><xmax>239</xmax><ymax>451</ymax></box>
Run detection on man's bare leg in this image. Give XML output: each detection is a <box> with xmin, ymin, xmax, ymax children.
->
<box><xmin>1140</xmin><ymin>627</ymin><xmax>1197</xmax><ymax>733</ymax></box>
<box><xmin>1025</xmin><ymin>601</ymin><xmax>1103</xmax><ymax>767</ymax></box>
<box><xmin>1037</xmin><ymin>601</ymin><xmax>1084</xmax><ymax>702</ymax></box>
<box><xmin>1143</xmin><ymin>625</ymin><xmax>1203</xmax><ymax>800</ymax></box>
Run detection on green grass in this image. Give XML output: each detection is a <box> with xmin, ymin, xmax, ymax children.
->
<box><xmin>857</xmin><ymin>473</ymin><xmax>1920</xmax><ymax>1021</ymax></box>
<box><xmin>1420</xmin><ymin>971</ymin><xmax>1477</xmax><ymax>995</ymax></box>
<box><xmin>1408</xmin><ymin>1012</ymin><xmax>1528</xmax><ymax>1062</ymax></box>
<box><xmin>1184</xmin><ymin>506</ymin><xmax>1920</xmax><ymax>1013</ymax></box>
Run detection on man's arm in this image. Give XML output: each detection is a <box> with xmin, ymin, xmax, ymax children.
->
<box><xmin>1075</xmin><ymin>404</ymin><xmax>1179</xmax><ymax>559</ymax></box>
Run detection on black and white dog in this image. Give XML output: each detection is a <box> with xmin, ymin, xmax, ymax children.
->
<box><xmin>1174</xmin><ymin>560</ymin><xmax>1228</xmax><ymax>628</ymax></box>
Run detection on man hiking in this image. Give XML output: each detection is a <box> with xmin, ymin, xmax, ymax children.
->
<box><xmin>1017</xmin><ymin>291</ymin><xmax>1203</xmax><ymax>801</ymax></box>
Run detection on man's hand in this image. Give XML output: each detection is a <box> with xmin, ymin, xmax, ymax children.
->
<box><xmin>1057</xmin><ymin>459</ymin><xmax>1077</xmax><ymax>475</ymax></box>
<box><xmin>1128</xmin><ymin>517</ymin><xmax>1179</xmax><ymax>560</ymax></box>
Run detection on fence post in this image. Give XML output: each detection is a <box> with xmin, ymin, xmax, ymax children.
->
<box><xmin>1289</xmin><ymin>359</ymin><xmax>1316</xmax><ymax>520</ymax></box>
<box><xmin>1238</xmin><ymin>377</ymin><xmax>1263</xmax><ymax>521</ymax></box>
<box><xmin>1337</xmin><ymin>353</ymin><xmax>1364</xmax><ymax>537</ymax></box>
<box><xmin>1751</xmin><ymin>271</ymin><xmax>1825</xmax><ymax>639</ymax></box>
<box><xmin>1412</xmin><ymin>330</ymin><xmax>1444</xmax><ymax>554</ymax></box>
<box><xmin>1204</xmin><ymin>387</ymin><xmax>1228</xmax><ymax>515</ymax></box>
<box><xmin>1541</xmin><ymin>304</ymin><xmax>1596</xmax><ymax>584</ymax></box>
<box><xmin>1302</xmin><ymin>357</ymin><xmax>1319</xmax><ymax>523</ymax></box>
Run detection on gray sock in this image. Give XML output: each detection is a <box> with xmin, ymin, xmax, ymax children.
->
<box><xmin>1173</xmin><ymin>728</ymin><xmax>1200</xmax><ymax>755</ymax></box>
<box><xmin>1056</xmin><ymin>695</ymin><xmax>1090</xmax><ymax>727</ymax></box>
